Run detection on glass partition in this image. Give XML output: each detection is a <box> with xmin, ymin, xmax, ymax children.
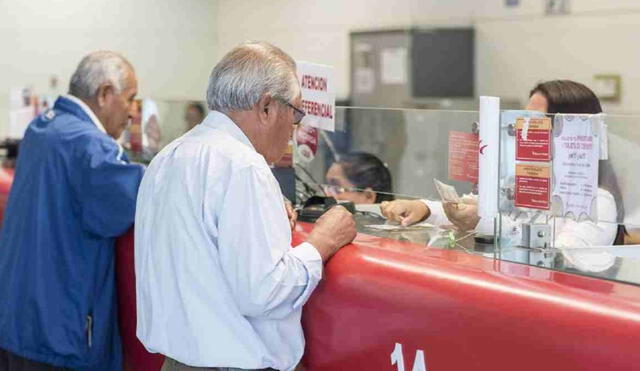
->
<box><xmin>292</xmin><ymin>106</ymin><xmax>483</xmax><ymax>252</ymax></box>
<box><xmin>132</xmin><ymin>100</ymin><xmax>640</xmax><ymax>286</ymax></box>
<box><xmin>296</xmin><ymin>107</ymin><xmax>478</xmax><ymax>201</ymax></box>
<box><xmin>497</xmin><ymin>110</ymin><xmax>640</xmax><ymax>285</ymax></box>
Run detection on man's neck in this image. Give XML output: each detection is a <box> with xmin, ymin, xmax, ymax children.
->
<box><xmin>226</xmin><ymin>110</ymin><xmax>263</xmax><ymax>154</ymax></box>
<box><xmin>65</xmin><ymin>94</ymin><xmax>108</xmax><ymax>136</ymax></box>
<box><xmin>79</xmin><ymin>97</ymin><xmax>100</xmax><ymax>116</ymax></box>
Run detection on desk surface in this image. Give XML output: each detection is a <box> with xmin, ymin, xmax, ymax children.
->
<box><xmin>294</xmin><ymin>221</ymin><xmax>640</xmax><ymax>371</ymax></box>
<box><xmin>350</xmin><ymin>212</ymin><xmax>640</xmax><ymax>287</ymax></box>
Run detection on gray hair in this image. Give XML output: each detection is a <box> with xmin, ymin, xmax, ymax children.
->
<box><xmin>69</xmin><ymin>51</ymin><xmax>134</xmax><ymax>99</ymax></box>
<box><xmin>206</xmin><ymin>41</ymin><xmax>299</xmax><ymax>112</ymax></box>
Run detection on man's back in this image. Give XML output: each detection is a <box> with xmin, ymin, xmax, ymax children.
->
<box><xmin>135</xmin><ymin>111</ymin><xmax>322</xmax><ymax>370</ymax></box>
<box><xmin>0</xmin><ymin>97</ymin><xmax>144</xmax><ymax>370</ymax></box>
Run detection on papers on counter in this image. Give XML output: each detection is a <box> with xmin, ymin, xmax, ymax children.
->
<box><xmin>365</xmin><ymin>221</ymin><xmax>435</xmax><ymax>231</ymax></box>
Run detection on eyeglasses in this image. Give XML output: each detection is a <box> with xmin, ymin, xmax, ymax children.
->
<box><xmin>281</xmin><ymin>100</ymin><xmax>306</xmax><ymax>125</ymax></box>
<box><xmin>321</xmin><ymin>184</ymin><xmax>361</xmax><ymax>195</ymax></box>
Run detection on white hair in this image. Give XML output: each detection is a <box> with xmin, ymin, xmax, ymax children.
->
<box><xmin>206</xmin><ymin>41</ymin><xmax>299</xmax><ymax>112</ymax></box>
<box><xmin>69</xmin><ymin>51</ymin><xmax>134</xmax><ymax>99</ymax></box>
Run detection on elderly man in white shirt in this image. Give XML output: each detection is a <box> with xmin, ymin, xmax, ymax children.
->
<box><xmin>135</xmin><ymin>42</ymin><xmax>356</xmax><ymax>371</ymax></box>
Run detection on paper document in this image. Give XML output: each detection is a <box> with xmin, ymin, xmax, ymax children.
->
<box><xmin>366</xmin><ymin>221</ymin><xmax>435</xmax><ymax>231</ymax></box>
<box><xmin>434</xmin><ymin>179</ymin><xmax>461</xmax><ymax>203</ymax></box>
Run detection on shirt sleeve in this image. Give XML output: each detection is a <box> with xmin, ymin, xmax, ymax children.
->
<box><xmin>555</xmin><ymin>188</ymin><xmax>619</xmax><ymax>247</ymax></box>
<box><xmin>217</xmin><ymin>165</ymin><xmax>323</xmax><ymax>320</ymax></box>
<box><xmin>73</xmin><ymin>136</ymin><xmax>144</xmax><ymax>238</ymax></box>
<box><xmin>420</xmin><ymin>199</ymin><xmax>451</xmax><ymax>226</ymax></box>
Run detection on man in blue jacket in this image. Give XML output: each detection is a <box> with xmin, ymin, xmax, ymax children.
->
<box><xmin>0</xmin><ymin>51</ymin><xmax>144</xmax><ymax>371</ymax></box>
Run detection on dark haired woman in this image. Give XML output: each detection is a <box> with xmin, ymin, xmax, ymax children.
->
<box><xmin>323</xmin><ymin>152</ymin><xmax>394</xmax><ymax>204</ymax></box>
<box><xmin>382</xmin><ymin>80</ymin><xmax>623</xmax><ymax>257</ymax></box>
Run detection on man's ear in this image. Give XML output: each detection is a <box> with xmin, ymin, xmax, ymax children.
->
<box><xmin>96</xmin><ymin>83</ymin><xmax>115</xmax><ymax>108</ymax></box>
<box><xmin>257</xmin><ymin>94</ymin><xmax>275</xmax><ymax>124</ymax></box>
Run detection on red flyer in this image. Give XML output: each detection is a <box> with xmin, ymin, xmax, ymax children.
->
<box><xmin>448</xmin><ymin>131</ymin><xmax>479</xmax><ymax>183</ymax></box>
<box><xmin>515</xmin><ymin>163</ymin><xmax>550</xmax><ymax>210</ymax></box>
<box><xmin>515</xmin><ymin>117</ymin><xmax>552</xmax><ymax>162</ymax></box>
<box><xmin>294</xmin><ymin>124</ymin><xmax>319</xmax><ymax>163</ymax></box>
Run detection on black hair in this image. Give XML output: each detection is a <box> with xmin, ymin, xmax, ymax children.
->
<box><xmin>336</xmin><ymin>152</ymin><xmax>394</xmax><ymax>203</ymax></box>
<box><xmin>531</xmin><ymin>80</ymin><xmax>625</xmax><ymax>243</ymax></box>
<box><xmin>530</xmin><ymin>80</ymin><xmax>602</xmax><ymax>114</ymax></box>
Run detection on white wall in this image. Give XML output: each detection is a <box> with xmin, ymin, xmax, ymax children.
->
<box><xmin>214</xmin><ymin>0</ymin><xmax>640</xmax><ymax>113</ymax></box>
<box><xmin>0</xmin><ymin>0</ymin><xmax>218</xmax><ymax>137</ymax></box>
<box><xmin>213</xmin><ymin>0</ymin><xmax>475</xmax><ymax>100</ymax></box>
<box><xmin>4</xmin><ymin>0</ymin><xmax>640</xmax><ymax>137</ymax></box>
<box><xmin>475</xmin><ymin>1</ymin><xmax>640</xmax><ymax>114</ymax></box>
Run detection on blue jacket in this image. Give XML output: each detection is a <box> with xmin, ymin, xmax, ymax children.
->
<box><xmin>0</xmin><ymin>96</ymin><xmax>144</xmax><ymax>370</ymax></box>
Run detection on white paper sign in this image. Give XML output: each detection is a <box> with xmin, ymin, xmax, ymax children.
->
<box><xmin>552</xmin><ymin>114</ymin><xmax>600</xmax><ymax>221</ymax></box>
<box><xmin>354</xmin><ymin>67</ymin><xmax>375</xmax><ymax>94</ymax></box>
<box><xmin>380</xmin><ymin>47</ymin><xmax>407</xmax><ymax>85</ymax></box>
<box><xmin>296</xmin><ymin>61</ymin><xmax>335</xmax><ymax>132</ymax></box>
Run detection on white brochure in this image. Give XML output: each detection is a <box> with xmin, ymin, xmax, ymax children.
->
<box><xmin>551</xmin><ymin>114</ymin><xmax>600</xmax><ymax>222</ymax></box>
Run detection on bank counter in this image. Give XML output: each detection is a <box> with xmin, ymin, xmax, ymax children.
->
<box><xmin>295</xmin><ymin>222</ymin><xmax>640</xmax><ymax>370</ymax></box>
<box><xmin>112</xmin><ymin>219</ymin><xmax>640</xmax><ymax>371</ymax></box>
<box><xmin>285</xmin><ymin>106</ymin><xmax>640</xmax><ymax>370</ymax></box>
<box><xmin>4</xmin><ymin>104</ymin><xmax>640</xmax><ymax>370</ymax></box>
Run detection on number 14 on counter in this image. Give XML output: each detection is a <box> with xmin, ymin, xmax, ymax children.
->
<box><xmin>391</xmin><ymin>343</ymin><xmax>427</xmax><ymax>371</ymax></box>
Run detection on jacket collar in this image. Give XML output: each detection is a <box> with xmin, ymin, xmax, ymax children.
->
<box><xmin>54</xmin><ymin>95</ymin><xmax>108</xmax><ymax>135</ymax></box>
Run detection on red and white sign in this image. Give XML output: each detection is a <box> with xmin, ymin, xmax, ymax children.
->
<box><xmin>294</xmin><ymin>125</ymin><xmax>319</xmax><ymax>163</ymax></box>
<box><xmin>296</xmin><ymin>61</ymin><xmax>335</xmax><ymax>132</ymax></box>
<box><xmin>516</xmin><ymin>117</ymin><xmax>552</xmax><ymax>162</ymax></box>
<box><xmin>515</xmin><ymin>164</ymin><xmax>551</xmax><ymax>210</ymax></box>
<box><xmin>448</xmin><ymin>131</ymin><xmax>479</xmax><ymax>183</ymax></box>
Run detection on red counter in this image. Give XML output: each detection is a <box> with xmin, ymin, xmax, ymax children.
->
<box><xmin>0</xmin><ymin>168</ymin><xmax>14</xmax><ymax>230</ymax></box>
<box><xmin>2</xmin><ymin>165</ymin><xmax>639</xmax><ymax>371</ymax></box>
<box><xmin>293</xmin><ymin>222</ymin><xmax>640</xmax><ymax>370</ymax></box>
<box><xmin>115</xmin><ymin>230</ymin><xmax>165</xmax><ymax>371</ymax></box>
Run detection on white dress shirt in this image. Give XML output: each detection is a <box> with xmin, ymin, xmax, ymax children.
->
<box><xmin>135</xmin><ymin>111</ymin><xmax>323</xmax><ymax>370</ymax></box>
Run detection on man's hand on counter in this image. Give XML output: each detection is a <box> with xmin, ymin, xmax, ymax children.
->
<box><xmin>284</xmin><ymin>200</ymin><xmax>297</xmax><ymax>231</ymax></box>
<box><xmin>380</xmin><ymin>200</ymin><xmax>430</xmax><ymax>226</ymax></box>
<box><xmin>307</xmin><ymin>205</ymin><xmax>357</xmax><ymax>262</ymax></box>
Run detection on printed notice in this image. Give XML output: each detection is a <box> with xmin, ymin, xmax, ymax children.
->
<box><xmin>515</xmin><ymin>164</ymin><xmax>551</xmax><ymax>210</ymax></box>
<box><xmin>354</xmin><ymin>68</ymin><xmax>375</xmax><ymax>94</ymax></box>
<box><xmin>380</xmin><ymin>47</ymin><xmax>407</xmax><ymax>85</ymax></box>
<box><xmin>551</xmin><ymin>115</ymin><xmax>599</xmax><ymax>221</ymax></box>
<box><xmin>296</xmin><ymin>61</ymin><xmax>336</xmax><ymax>131</ymax></box>
<box><xmin>448</xmin><ymin>131</ymin><xmax>479</xmax><ymax>183</ymax></box>
<box><xmin>516</xmin><ymin>117</ymin><xmax>552</xmax><ymax>162</ymax></box>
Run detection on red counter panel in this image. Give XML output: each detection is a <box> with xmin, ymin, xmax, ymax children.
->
<box><xmin>294</xmin><ymin>222</ymin><xmax>640</xmax><ymax>371</ymax></box>
<box><xmin>2</xmin><ymin>158</ymin><xmax>638</xmax><ymax>371</ymax></box>
<box><xmin>115</xmin><ymin>230</ymin><xmax>165</xmax><ymax>371</ymax></box>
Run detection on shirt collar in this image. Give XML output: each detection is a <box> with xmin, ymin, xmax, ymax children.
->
<box><xmin>201</xmin><ymin>110</ymin><xmax>256</xmax><ymax>151</ymax></box>
<box><xmin>63</xmin><ymin>94</ymin><xmax>108</xmax><ymax>135</ymax></box>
